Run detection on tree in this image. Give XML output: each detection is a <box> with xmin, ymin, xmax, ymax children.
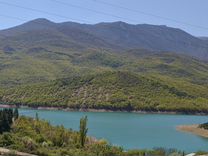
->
<box><xmin>79</xmin><ymin>116</ymin><xmax>88</xmax><ymax>147</ymax></box>
<box><xmin>13</xmin><ymin>108</ymin><xmax>19</xmax><ymax>120</ymax></box>
<box><xmin>2</xmin><ymin>112</ymin><xmax>10</xmax><ymax>132</ymax></box>
<box><xmin>35</xmin><ymin>112</ymin><xmax>39</xmax><ymax>121</ymax></box>
<box><xmin>0</xmin><ymin>117</ymin><xmax>3</xmax><ymax>134</ymax></box>
<box><xmin>0</xmin><ymin>109</ymin><xmax>13</xmax><ymax>133</ymax></box>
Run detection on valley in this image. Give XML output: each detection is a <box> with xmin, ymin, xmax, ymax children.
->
<box><xmin>0</xmin><ymin>17</ymin><xmax>208</xmax><ymax>155</ymax></box>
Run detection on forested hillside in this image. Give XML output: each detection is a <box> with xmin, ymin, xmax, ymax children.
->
<box><xmin>0</xmin><ymin>49</ymin><xmax>208</xmax><ymax>113</ymax></box>
<box><xmin>0</xmin><ymin>19</ymin><xmax>208</xmax><ymax>113</ymax></box>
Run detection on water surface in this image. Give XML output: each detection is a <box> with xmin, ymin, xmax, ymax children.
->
<box><xmin>19</xmin><ymin>109</ymin><xmax>208</xmax><ymax>152</ymax></box>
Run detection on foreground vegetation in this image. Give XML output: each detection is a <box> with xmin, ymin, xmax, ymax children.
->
<box><xmin>0</xmin><ymin>109</ymin><xmax>186</xmax><ymax>156</ymax></box>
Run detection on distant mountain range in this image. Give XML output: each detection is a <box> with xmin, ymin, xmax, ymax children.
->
<box><xmin>0</xmin><ymin>18</ymin><xmax>208</xmax><ymax>60</ymax></box>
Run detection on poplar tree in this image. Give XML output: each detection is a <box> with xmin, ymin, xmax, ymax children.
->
<box><xmin>13</xmin><ymin>108</ymin><xmax>19</xmax><ymax>120</ymax></box>
<box><xmin>79</xmin><ymin>116</ymin><xmax>88</xmax><ymax>147</ymax></box>
<box><xmin>0</xmin><ymin>109</ymin><xmax>13</xmax><ymax>133</ymax></box>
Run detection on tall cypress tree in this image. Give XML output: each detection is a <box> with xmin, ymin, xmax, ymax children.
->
<box><xmin>0</xmin><ymin>113</ymin><xmax>3</xmax><ymax>134</ymax></box>
<box><xmin>13</xmin><ymin>108</ymin><xmax>19</xmax><ymax>120</ymax></box>
<box><xmin>79</xmin><ymin>116</ymin><xmax>88</xmax><ymax>147</ymax></box>
<box><xmin>2</xmin><ymin>110</ymin><xmax>10</xmax><ymax>132</ymax></box>
<box><xmin>0</xmin><ymin>108</ymin><xmax>15</xmax><ymax>133</ymax></box>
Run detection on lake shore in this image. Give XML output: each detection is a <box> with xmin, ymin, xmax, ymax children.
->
<box><xmin>177</xmin><ymin>125</ymin><xmax>208</xmax><ymax>138</ymax></box>
<box><xmin>1</xmin><ymin>104</ymin><xmax>208</xmax><ymax>115</ymax></box>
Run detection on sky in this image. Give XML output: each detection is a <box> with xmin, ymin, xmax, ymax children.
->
<box><xmin>0</xmin><ymin>0</ymin><xmax>208</xmax><ymax>36</ymax></box>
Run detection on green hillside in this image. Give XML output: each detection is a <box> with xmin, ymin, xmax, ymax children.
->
<box><xmin>1</xmin><ymin>70</ymin><xmax>208</xmax><ymax>113</ymax></box>
<box><xmin>1</xmin><ymin>49</ymin><xmax>208</xmax><ymax>86</ymax></box>
<box><xmin>0</xmin><ymin>48</ymin><xmax>208</xmax><ymax>113</ymax></box>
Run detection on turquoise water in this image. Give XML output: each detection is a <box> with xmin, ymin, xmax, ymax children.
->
<box><xmin>19</xmin><ymin>109</ymin><xmax>208</xmax><ymax>152</ymax></box>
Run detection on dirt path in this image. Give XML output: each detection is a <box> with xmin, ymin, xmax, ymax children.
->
<box><xmin>0</xmin><ymin>147</ymin><xmax>37</xmax><ymax>156</ymax></box>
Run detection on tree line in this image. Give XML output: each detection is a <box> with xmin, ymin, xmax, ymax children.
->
<box><xmin>0</xmin><ymin>108</ymin><xmax>19</xmax><ymax>133</ymax></box>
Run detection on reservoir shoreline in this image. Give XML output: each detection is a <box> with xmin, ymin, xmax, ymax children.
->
<box><xmin>0</xmin><ymin>104</ymin><xmax>208</xmax><ymax>116</ymax></box>
<box><xmin>7</xmin><ymin>105</ymin><xmax>208</xmax><ymax>152</ymax></box>
<box><xmin>177</xmin><ymin>125</ymin><xmax>208</xmax><ymax>138</ymax></box>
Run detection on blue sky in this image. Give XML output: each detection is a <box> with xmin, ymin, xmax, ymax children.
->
<box><xmin>0</xmin><ymin>0</ymin><xmax>207</xmax><ymax>36</ymax></box>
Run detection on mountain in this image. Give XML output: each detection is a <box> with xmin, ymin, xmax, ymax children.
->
<box><xmin>82</xmin><ymin>22</ymin><xmax>208</xmax><ymax>60</ymax></box>
<box><xmin>199</xmin><ymin>37</ymin><xmax>208</xmax><ymax>45</ymax></box>
<box><xmin>0</xmin><ymin>18</ymin><xmax>208</xmax><ymax>60</ymax></box>
<box><xmin>0</xmin><ymin>19</ymin><xmax>115</xmax><ymax>53</ymax></box>
<box><xmin>1</xmin><ymin>19</ymin><xmax>208</xmax><ymax>113</ymax></box>
<box><xmin>199</xmin><ymin>37</ymin><xmax>208</xmax><ymax>41</ymax></box>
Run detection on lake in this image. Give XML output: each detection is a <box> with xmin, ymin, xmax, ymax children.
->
<box><xmin>19</xmin><ymin>109</ymin><xmax>208</xmax><ymax>152</ymax></box>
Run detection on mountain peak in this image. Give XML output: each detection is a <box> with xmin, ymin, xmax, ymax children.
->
<box><xmin>16</xmin><ymin>18</ymin><xmax>56</xmax><ymax>31</ymax></box>
<box><xmin>0</xmin><ymin>18</ymin><xmax>56</xmax><ymax>37</ymax></box>
<box><xmin>25</xmin><ymin>18</ymin><xmax>55</xmax><ymax>26</ymax></box>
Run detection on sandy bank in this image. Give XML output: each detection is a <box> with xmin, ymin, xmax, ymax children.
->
<box><xmin>177</xmin><ymin>125</ymin><xmax>208</xmax><ymax>138</ymax></box>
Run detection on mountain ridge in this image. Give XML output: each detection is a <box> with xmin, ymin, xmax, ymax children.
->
<box><xmin>0</xmin><ymin>18</ymin><xmax>208</xmax><ymax>60</ymax></box>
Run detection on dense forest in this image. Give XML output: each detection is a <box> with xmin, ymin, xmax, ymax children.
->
<box><xmin>0</xmin><ymin>109</ymin><xmax>187</xmax><ymax>156</ymax></box>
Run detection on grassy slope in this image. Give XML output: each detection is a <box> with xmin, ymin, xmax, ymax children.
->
<box><xmin>0</xmin><ymin>50</ymin><xmax>109</xmax><ymax>86</ymax></box>
<box><xmin>0</xmin><ymin>49</ymin><xmax>208</xmax><ymax>113</ymax></box>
